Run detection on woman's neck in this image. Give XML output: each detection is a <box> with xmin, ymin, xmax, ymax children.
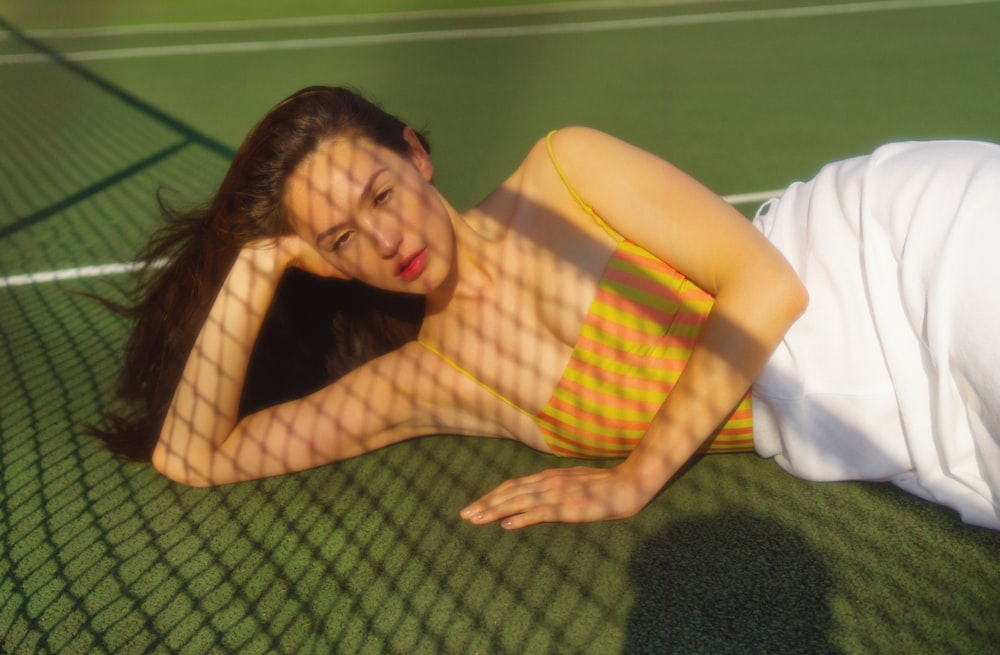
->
<box><xmin>425</xmin><ymin>201</ymin><xmax>506</xmax><ymax>314</ymax></box>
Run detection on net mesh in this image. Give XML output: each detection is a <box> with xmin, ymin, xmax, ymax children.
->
<box><xmin>2</xmin><ymin>13</ymin><xmax>999</xmax><ymax>655</ymax></box>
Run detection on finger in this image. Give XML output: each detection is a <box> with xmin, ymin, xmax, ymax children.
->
<box><xmin>499</xmin><ymin>506</ymin><xmax>556</xmax><ymax>530</ymax></box>
<box><xmin>499</xmin><ymin>492</ymin><xmax>603</xmax><ymax>529</ymax></box>
<box><xmin>460</xmin><ymin>467</ymin><xmax>606</xmax><ymax>525</ymax></box>
<box><xmin>464</xmin><ymin>488</ymin><xmax>549</xmax><ymax>525</ymax></box>
<box><xmin>460</xmin><ymin>474</ymin><xmax>543</xmax><ymax>519</ymax></box>
<box><xmin>462</xmin><ymin>469</ymin><xmax>595</xmax><ymax>521</ymax></box>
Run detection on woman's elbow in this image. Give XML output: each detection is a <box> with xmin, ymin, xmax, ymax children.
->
<box><xmin>786</xmin><ymin>273</ymin><xmax>809</xmax><ymax>320</ymax></box>
<box><xmin>151</xmin><ymin>440</ymin><xmax>219</xmax><ymax>488</ymax></box>
<box><xmin>757</xmin><ymin>263</ymin><xmax>808</xmax><ymax>330</ymax></box>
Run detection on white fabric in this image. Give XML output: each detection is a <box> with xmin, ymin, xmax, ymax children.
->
<box><xmin>752</xmin><ymin>140</ymin><xmax>1000</xmax><ymax>529</ymax></box>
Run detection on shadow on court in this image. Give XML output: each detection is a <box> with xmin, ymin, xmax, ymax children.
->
<box><xmin>624</xmin><ymin>513</ymin><xmax>838</xmax><ymax>655</ymax></box>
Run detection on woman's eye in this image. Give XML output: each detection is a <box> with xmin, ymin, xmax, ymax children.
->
<box><xmin>332</xmin><ymin>231</ymin><xmax>354</xmax><ymax>251</ymax></box>
<box><xmin>373</xmin><ymin>188</ymin><xmax>392</xmax><ymax>206</ymax></box>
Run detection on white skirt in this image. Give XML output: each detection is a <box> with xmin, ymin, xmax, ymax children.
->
<box><xmin>751</xmin><ymin>140</ymin><xmax>1000</xmax><ymax>530</ymax></box>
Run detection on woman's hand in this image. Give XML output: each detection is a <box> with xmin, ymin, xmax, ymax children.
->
<box><xmin>252</xmin><ymin>234</ymin><xmax>345</xmax><ymax>279</ymax></box>
<box><xmin>460</xmin><ymin>464</ymin><xmax>654</xmax><ymax>529</ymax></box>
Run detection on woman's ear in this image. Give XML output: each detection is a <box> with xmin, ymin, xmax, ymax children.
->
<box><xmin>403</xmin><ymin>126</ymin><xmax>434</xmax><ymax>181</ymax></box>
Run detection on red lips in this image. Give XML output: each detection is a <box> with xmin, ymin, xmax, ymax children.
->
<box><xmin>396</xmin><ymin>248</ymin><xmax>427</xmax><ymax>282</ymax></box>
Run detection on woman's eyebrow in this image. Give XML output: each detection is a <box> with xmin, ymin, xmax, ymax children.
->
<box><xmin>314</xmin><ymin>167</ymin><xmax>387</xmax><ymax>246</ymax></box>
<box><xmin>358</xmin><ymin>168</ymin><xmax>387</xmax><ymax>206</ymax></box>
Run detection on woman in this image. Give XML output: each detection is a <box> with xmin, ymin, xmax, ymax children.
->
<box><xmin>94</xmin><ymin>86</ymin><xmax>999</xmax><ymax>530</ymax></box>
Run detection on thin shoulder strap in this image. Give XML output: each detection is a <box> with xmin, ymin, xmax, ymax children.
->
<box><xmin>545</xmin><ymin>130</ymin><xmax>622</xmax><ymax>242</ymax></box>
<box><xmin>416</xmin><ymin>339</ymin><xmax>534</xmax><ymax>418</ymax></box>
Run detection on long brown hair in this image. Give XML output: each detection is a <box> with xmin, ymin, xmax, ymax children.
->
<box><xmin>92</xmin><ymin>86</ymin><xmax>427</xmax><ymax>461</ymax></box>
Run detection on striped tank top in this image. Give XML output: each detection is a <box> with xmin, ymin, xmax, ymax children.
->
<box><xmin>419</xmin><ymin>132</ymin><xmax>753</xmax><ymax>459</ymax></box>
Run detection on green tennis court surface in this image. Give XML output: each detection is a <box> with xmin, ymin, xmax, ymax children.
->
<box><xmin>2</xmin><ymin>0</ymin><xmax>999</xmax><ymax>652</ymax></box>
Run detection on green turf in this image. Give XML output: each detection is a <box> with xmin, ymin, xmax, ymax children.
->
<box><xmin>2</xmin><ymin>1</ymin><xmax>999</xmax><ymax>653</ymax></box>
<box><xmin>1</xmin><ymin>0</ymin><xmax>609</xmax><ymax>28</ymax></box>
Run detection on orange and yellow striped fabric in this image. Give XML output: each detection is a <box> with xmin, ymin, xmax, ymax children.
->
<box><xmin>418</xmin><ymin>130</ymin><xmax>753</xmax><ymax>459</ymax></box>
<box><xmin>535</xmin><ymin>240</ymin><xmax>754</xmax><ymax>459</ymax></box>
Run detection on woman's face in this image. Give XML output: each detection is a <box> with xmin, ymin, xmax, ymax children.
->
<box><xmin>284</xmin><ymin>130</ymin><xmax>455</xmax><ymax>295</ymax></box>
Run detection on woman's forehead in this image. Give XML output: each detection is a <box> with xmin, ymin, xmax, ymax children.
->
<box><xmin>308</xmin><ymin>137</ymin><xmax>385</xmax><ymax>180</ymax></box>
<box><xmin>284</xmin><ymin>138</ymin><xmax>388</xmax><ymax>226</ymax></box>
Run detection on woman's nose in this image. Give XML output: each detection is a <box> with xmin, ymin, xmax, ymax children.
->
<box><xmin>366</xmin><ymin>215</ymin><xmax>402</xmax><ymax>257</ymax></box>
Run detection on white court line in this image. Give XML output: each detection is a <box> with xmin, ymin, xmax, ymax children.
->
<box><xmin>722</xmin><ymin>189</ymin><xmax>783</xmax><ymax>205</ymax></box>
<box><xmin>0</xmin><ymin>0</ymin><xmax>731</xmax><ymax>40</ymax></box>
<box><xmin>1</xmin><ymin>0</ymin><xmax>995</xmax><ymax>64</ymax></box>
<box><xmin>0</xmin><ymin>260</ymin><xmax>167</xmax><ymax>289</ymax></box>
<box><xmin>0</xmin><ymin>190</ymin><xmax>782</xmax><ymax>288</ymax></box>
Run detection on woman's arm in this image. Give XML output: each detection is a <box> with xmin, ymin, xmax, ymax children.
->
<box><xmin>152</xmin><ymin>238</ymin><xmax>422</xmax><ymax>486</ymax></box>
<box><xmin>462</xmin><ymin>127</ymin><xmax>808</xmax><ymax>528</ymax></box>
<box><xmin>152</xmin><ymin>240</ymin><xmax>283</xmax><ymax>485</ymax></box>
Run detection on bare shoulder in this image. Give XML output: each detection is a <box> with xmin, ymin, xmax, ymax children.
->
<box><xmin>517</xmin><ymin>127</ymin><xmax>776</xmax><ymax>297</ymax></box>
<box><xmin>512</xmin><ymin>126</ymin><xmax>660</xmax><ymax>205</ymax></box>
<box><xmin>545</xmin><ymin>125</ymin><xmax>627</xmax><ymax>150</ymax></box>
<box><xmin>545</xmin><ymin>126</ymin><xmax>684</xmax><ymax>187</ymax></box>
<box><xmin>515</xmin><ymin>126</ymin><xmax>618</xmax><ymax>179</ymax></box>
<box><xmin>537</xmin><ymin>126</ymin><xmax>646</xmax><ymax>168</ymax></box>
<box><xmin>503</xmin><ymin>127</ymin><xmax>625</xmax><ymax>219</ymax></box>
